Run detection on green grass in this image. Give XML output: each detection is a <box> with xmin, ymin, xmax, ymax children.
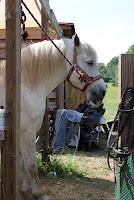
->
<box><xmin>37</xmin><ymin>153</ymin><xmax>85</xmax><ymax>179</ymax></box>
<box><xmin>37</xmin><ymin>149</ymin><xmax>113</xmax><ymax>181</ymax></box>
<box><xmin>103</xmin><ymin>83</ymin><xmax>119</xmax><ymax>121</ymax></box>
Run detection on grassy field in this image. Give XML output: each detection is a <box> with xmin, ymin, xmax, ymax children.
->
<box><xmin>103</xmin><ymin>83</ymin><xmax>118</xmax><ymax>120</ymax></box>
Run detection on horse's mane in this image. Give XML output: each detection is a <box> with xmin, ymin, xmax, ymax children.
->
<box><xmin>21</xmin><ymin>39</ymin><xmax>65</xmax><ymax>88</ymax></box>
<box><xmin>0</xmin><ymin>38</ymin><xmax>98</xmax><ymax>89</ymax></box>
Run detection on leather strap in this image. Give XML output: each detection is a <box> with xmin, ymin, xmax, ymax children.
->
<box><xmin>66</xmin><ymin>46</ymin><xmax>102</xmax><ymax>92</ymax></box>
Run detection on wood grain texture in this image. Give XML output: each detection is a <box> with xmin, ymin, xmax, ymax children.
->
<box><xmin>1</xmin><ymin>0</ymin><xmax>21</xmax><ymax>199</ymax></box>
<box><xmin>119</xmin><ymin>54</ymin><xmax>134</xmax><ymax>150</ymax></box>
<box><xmin>65</xmin><ymin>81</ymin><xmax>86</xmax><ymax>109</ymax></box>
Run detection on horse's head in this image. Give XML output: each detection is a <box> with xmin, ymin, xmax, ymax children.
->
<box><xmin>66</xmin><ymin>34</ymin><xmax>106</xmax><ymax>105</ymax></box>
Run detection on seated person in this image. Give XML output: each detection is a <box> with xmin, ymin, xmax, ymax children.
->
<box><xmin>52</xmin><ymin>102</ymin><xmax>105</xmax><ymax>153</ymax></box>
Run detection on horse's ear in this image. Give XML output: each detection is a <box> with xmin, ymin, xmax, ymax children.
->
<box><xmin>74</xmin><ymin>34</ymin><xmax>80</xmax><ymax>46</ymax></box>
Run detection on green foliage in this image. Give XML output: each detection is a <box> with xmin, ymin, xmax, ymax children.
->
<box><xmin>97</xmin><ymin>63</ymin><xmax>109</xmax><ymax>82</ymax></box>
<box><xmin>98</xmin><ymin>43</ymin><xmax>134</xmax><ymax>85</ymax></box>
<box><xmin>127</xmin><ymin>44</ymin><xmax>134</xmax><ymax>53</ymax></box>
<box><xmin>37</xmin><ymin>153</ymin><xmax>84</xmax><ymax>178</ymax></box>
<box><xmin>98</xmin><ymin>56</ymin><xmax>118</xmax><ymax>86</ymax></box>
<box><xmin>108</xmin><ymin>56</ymin><xmax>118</xmax><ymax>65</ymax></box>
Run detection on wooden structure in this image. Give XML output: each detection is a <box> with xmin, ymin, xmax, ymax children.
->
<box><xmin>1</xmin><ymin>0</ymin><xmax>21</xmax><ymax>199</ymax></box>
<box><xmin>115</xmin><ymin>54</ymin><xmax>134</xmax><ymax>200</ymax></box>
<box><xmin>119</xmin><ymin>54</ymin><xmax>134</xmax><ymax>148</ymax></box>
<box><xmin>65</xmin><ymin>81</ymin><xmax>86</xmax><ymax>109</ymax></box>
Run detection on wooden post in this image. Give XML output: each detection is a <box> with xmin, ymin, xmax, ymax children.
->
<box><xmin>115</xmin><ymin>54</ymin><xmax>134</xmax><ymax>200</ymax></box>
<box><xmin>39</xmin><ymin>6</ymin><xmax>49</xmax><ymax>162</ymax></box>
<box><xmin>1</xmin><ymin>0</ymin><xmax>21</xmax><ymax>200</ymax></box>
<box><xmin>119</xmin><ymin>54</ymin><xmax>134</xmax><ymax>148</ymax></box>
<box><xmin>56</xmin><ymin>82</ymin><xmax>65</xmax><ymax>109</ymax></box>
<box><xmin>39</xmin><ymin>99</ymin><xmax>49</xmax><ymax>162</ymax></box>
<box><xmin>41</xmin><ymin>5</ymin><xmax>49</xmax><ymax>39</ymax></box>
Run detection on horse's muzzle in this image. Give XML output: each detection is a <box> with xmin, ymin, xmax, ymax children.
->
<box><xmin>90</xmin><ymin>88</ymin><xmax>106</xmax><ymax>105</ymax></box>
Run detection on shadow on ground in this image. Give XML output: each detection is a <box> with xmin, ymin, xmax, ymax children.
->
<box><xmin>41</xmin><ymin>175</ymin><xmax>114</xmax><ymax>200</ymax></box>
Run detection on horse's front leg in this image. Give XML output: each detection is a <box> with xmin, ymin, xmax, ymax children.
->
<box><xmin>20</xmin><ymin>129</ymin><xmax>49</xmax><ymax>200</ymax></box>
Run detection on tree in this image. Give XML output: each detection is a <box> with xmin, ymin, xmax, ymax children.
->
<box><xmin>106</xmin><ymin>56</ymin><xmax>118</xmax><ymax>86</ymax></box>
<box><xmin>97</xmin><ymin>57</ymin><xmax>118</xmax><ymax>85</ymax></box>
<box><xmin>127</xmin><ymin>44</ymin><xmax>134</xmax><ymax>53</ymax></box>
<box><xmin>97</xmin><ymin>63</ymin><xmax>109</xmax><ymax>82</ymax></box>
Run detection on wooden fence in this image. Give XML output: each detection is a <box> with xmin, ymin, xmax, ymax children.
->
<box><xmin>115</xmin><ymin>54</ymin><xmax>134</xmax><ymax>200</ymax></box>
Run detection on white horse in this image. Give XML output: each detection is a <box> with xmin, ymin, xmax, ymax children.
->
<box><xmin>0</xmin><ymin>35</ymin><xmax>106</xmax><ymax>200</ymax></box>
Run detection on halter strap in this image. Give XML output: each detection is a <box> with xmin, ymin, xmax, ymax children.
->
<box><xmin>66</xmin><ymin>46</ymin><xmax>102</xmax><ymax>92</ymax></box>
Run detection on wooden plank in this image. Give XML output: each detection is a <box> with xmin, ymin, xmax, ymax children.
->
<box><xmin>65</xmin><ymin>80</ymin><xmax>86</xmax><ymax>109</ymax></box>
<box><xmin>39</xmin><ymin>99</ymin><xmax>49</xmax><ymax>162</ymax></box>
<box><xmin>56</xmin><ymin>82</ymin><xmax>65</xmax><ymax>108</ymax></box>
<box><xmin>39</xmin><ymin>7</ymin><xmax>49</xmax><ymax>162</ymax></box>
<box><xmin>50</xmin><ymin>9</ymin><xmax>63</xmax><ymax>38</ymax></box>
<box><xmin>119</xmin><ymin>54</ymin><xmax>134</xmax><ymax>149</ymax></box>
<box><xmin>0</xmin><ymin>44</ymin><xmax>6</xmax><ymax>49</ymax></box>
<box><xmin>49</xmin><ymin>91</ymin><xmax>56</xmax><ymax>99</ymax></box>
<box><xmin>41</xmin><ymin>6</ymin><xmax>49</xmax><ymax>38</ymax></box>
<box><xmin>0</xmin><ymin>43</ymin><xmax>6</xmax><ymax>59</ymax></box>
<box><xmin>39</xmin><ymin>0</ymin><xmax>63</xmax><ymax>37</ymax></box>
<box><xmin>1</xmin><ymin>0</ymin><xmax>21</xmax><ymax>199</ymax></box>
<box><xmin>115</xmin><ymin>54</ymin><xmax>134</xmax><ymax>200</ymax></box>
<box><xmin>33</xmin><ymin>0</ymin><xmax>41</xmax><ymax>14</ymax></box>
<box><xmin>0</xmin><ymin>29</ymin><xmax>5</xmax><ymax>39</ymax></box>
<box><xmin>119</xmin><ymin>54</ymin><xmax>134</xmax><ymax>95</ymax></box>
<box><xmin>39</xmin><ymin>0</ymin><xmax>50</xmax><ymax>19</ymax></box>
<box><xmin>0</xmin><ymin>27</ymin><xmax>41</xmax><ymax>40</ymax></box>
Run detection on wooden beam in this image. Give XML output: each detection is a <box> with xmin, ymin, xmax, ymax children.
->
<box><xmin>39</xmin><ymin>99</ymin><xmax>49</xmax><ymax>162</ymax></box>
<box><xmin>1</xmin><ymin>0</ymin><xmax>21</xmax><ymax>199</ymax></box>
<box><xmin>41</xmin><ymin>6</ymin><xmax>49</xmax><ymax>35</ymax></box>
<box><xmin>39</xmin><ymin>7</ymin><xmax>49</xmax><ymax>162</ymax></box>
<box><xmin>39</xmin><ymin>0</ymin><xmax>63</xmax><ymax>37</ymax></box>
<box><xmin>56</xmin><ymin>83</ymin><xmax>65</xmax><ymax>109</ymax></box>
<box><xmin>50</xmin><ymin>9</ymin><xmax>62</xmax><ymax>38</ymax></box>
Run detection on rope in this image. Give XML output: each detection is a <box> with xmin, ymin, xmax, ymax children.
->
<box><xmin>21</xmin><ymin>0</ymin><xmax>75</xmax><ymax>69</ymax></box>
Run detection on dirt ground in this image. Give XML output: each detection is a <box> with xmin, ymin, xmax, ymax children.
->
<box><xmin>40</xmin><ymin>150</ymin><xmax>114</xmax><ymax>200</ymax></box>
<box><xmin>41</xmin><ymin>175</ymin><xmax>114</xmax><ymax>200</ymax></box>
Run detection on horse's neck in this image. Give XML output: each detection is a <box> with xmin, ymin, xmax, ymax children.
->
<box><xmin>21</xmin><ymin>39</ymin><xmax>72</xmax><ymax>96</ymax></box>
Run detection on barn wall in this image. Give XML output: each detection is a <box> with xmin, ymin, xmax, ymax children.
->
<box><xmin>65</xmin><ymin>81</ymin><xmax>86</xmax><ymax>109</ymax></box>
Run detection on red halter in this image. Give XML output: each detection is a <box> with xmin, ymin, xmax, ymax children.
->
<box><xmin>66</xmin><ymin>47</ymin><xmax>102</xmax><ymax>92</ymax></box>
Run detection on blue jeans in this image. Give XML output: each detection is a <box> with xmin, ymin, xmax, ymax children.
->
<box><xmin>52</xmin><ymin>109</ymin><xmax>82</xmax><ymax>153</ymax></box>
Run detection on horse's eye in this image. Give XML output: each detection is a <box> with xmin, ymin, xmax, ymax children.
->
<box><xmin>87</xmin><ymin>60</ymin><xmax>93</xmax><ymax>65</ymax></box>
